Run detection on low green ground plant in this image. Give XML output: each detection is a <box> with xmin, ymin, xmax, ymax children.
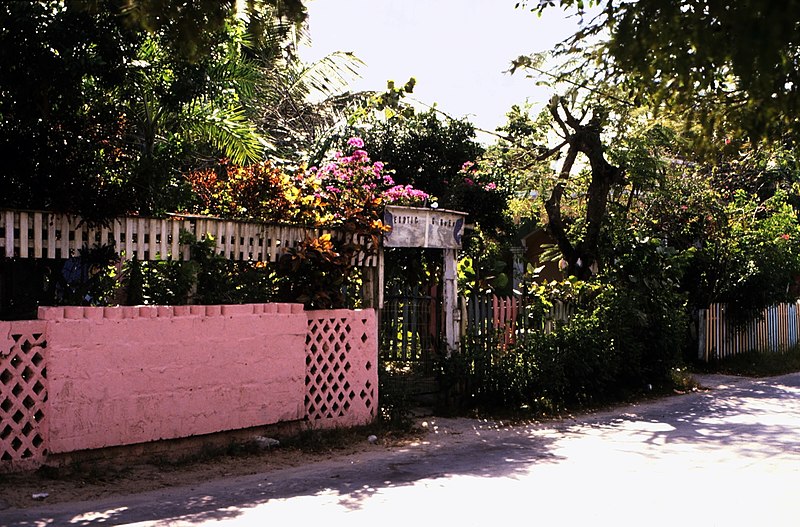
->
<box><xmin>695</xmin><ymin>346</ymin><xmax>800</xmax><ymax>377</ymax></box>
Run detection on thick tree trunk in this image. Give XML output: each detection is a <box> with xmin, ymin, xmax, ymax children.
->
<box><xmin>544</xmin><ymin>104</ymin><xmax>623</xmax><ymax>280</ymax></box>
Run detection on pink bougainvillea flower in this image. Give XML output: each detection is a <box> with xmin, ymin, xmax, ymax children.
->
<box><xmin>781</xmin><ymin>234</ymin><xmax>791</xmax><ymax>240</ymax></box>
<box><xmin>464</xmin><ymin>177</ymin><xmax>474</xmax><ymax>186</ymax></box>
<box><xmin>461</xmin><ymin>161</ymin><xmax>474</xmax><ymax>171</ymax></box>
<box><xmin>484</xmin><ymin>182</ymin><xmax>497</xmax><ymax>190</ymax></box>
<box><xmin>383</xmin><ymin>184</ymin><xmax>430</xmax><ymax>203</ymax></box>
<box><xmin>347</xmin><ymin>137</ymin><xmax>365</xmax><ymax>148</ymax></box>
<box><xmin>373</xmin><ymin>161</ymin><xmax>384</xmax><ymax>171</ymax></box>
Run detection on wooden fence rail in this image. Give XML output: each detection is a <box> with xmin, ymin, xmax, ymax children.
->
<box><xmin>0</xmin><ymin>209</ymin><xmax>378</xmax><ymax>266</ymax></box>
<box><xmin>698</xmin><ymin>302</ymin><xmax>800</xmax><ymax>361</ymax></box>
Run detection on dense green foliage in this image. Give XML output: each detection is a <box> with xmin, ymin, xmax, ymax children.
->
<box><xmin>522</xmin><ymin>0</ymin><xmax>800</xmax><ymax>145</ymax></box>
<box><xmin>446</xmin><ymin>276</ymin><xmax>687</xmax><ymax>413</ymax></box>
<box><xmin>123</xmin><ymin>234</ymin><xmax>278</xmax><ymax>306</ymax></box>
<box><xmin>345</xmin><ymin>109</ymin><xmax>517</xmax><ymax>293</ymax></box>
<box><xmin>0</xmin><ymin>1</ymin><xmax>275</xmax><ymax>216</ymax></box>
<box><xmin>0</xmin><ymin>0</ymin><xmax>361</xmax><ymax>218</ymax></box>
<box><xmin>451</xmin><ymin>38</ymin><xmax>800</xmax><ymax>412</ymax></box>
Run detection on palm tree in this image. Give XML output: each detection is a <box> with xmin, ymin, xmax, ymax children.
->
<box><xmin>118</xmin><ymin>28</ymin><xmax>266</xmax><ymax>213</ymax></box>
<box><xmin>244</xmin><ymin>18</ymin><xmax>368</xmax><ymax>164</ymax></box>
<box><xmin>119</xmin><ymin>6</ymin><xmax>368</xmax><ymax>212</ymax></box>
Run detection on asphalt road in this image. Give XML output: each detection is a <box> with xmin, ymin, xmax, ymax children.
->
<box><xmin>4</xmin><ymin>373</ymin><xmax>800</xmax><ymax>527</ymax></box>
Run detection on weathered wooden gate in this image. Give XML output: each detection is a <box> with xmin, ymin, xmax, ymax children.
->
<box><xmin>380</xmin><ymin>285</ymin><xmax>441</xmax><ymax>371</ymax></box>
<box><xmin>378</xmin><ymin>206</ymin><xmax>466</xmax><ymax>403</ymax></box>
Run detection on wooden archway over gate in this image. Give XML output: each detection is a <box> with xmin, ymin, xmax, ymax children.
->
<box><xmin>381</xmin><ymin>205</ymin><xmax>467</xmax><ymax>357</ymax></box>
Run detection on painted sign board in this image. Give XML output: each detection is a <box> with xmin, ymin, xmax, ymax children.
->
<box><xmin>383</xmin><ymin>205</ymin><xmax>467</xmax><ymax>249</ymax></box>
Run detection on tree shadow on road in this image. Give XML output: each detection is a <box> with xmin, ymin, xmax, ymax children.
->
<box><xmin>6</xmin><ymin>373</ymin><xmax>800</xmax><ymax>525</ymax></box>
<box><xmin>568</xmin><ymin>372</ymin><xmax>800</xmax><ymax>462</ymax></box>
<box><xmin>2</xmin><ymin>421</ymin><xmax>565</xmax><ymax>525</ymax></box>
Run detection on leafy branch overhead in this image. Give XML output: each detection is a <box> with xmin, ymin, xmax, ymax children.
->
<box><xmin>518</xmin><ymin>0</ymin><xmax>800</xmax><ymax>144</ymax></box>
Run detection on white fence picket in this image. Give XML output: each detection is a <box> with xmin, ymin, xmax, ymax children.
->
<box><xmin>0</xmin><ymin>209</ymin><xmax>378</xmax><ymax>266</ymax></box>
<box><xmin>698</xmin><ymin>301</ymin><xmax>800</xmax><ymax>361</ymax></box>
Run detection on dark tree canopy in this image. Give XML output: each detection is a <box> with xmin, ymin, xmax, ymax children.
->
<box><xmin>80</xmin><ymin>0</ymin><xmax>307</xmax><ymax>60</ymax></box>
<box><xmin>0</xmin><ymin>2</ymin><xmax>140</xmax><ymax>216</ymax></box>
<box><xmin>353</xmin><ymin>110</ymin><xmax>484</xmax><ymax>207</ymax></box>
<box><xmin>0</xmin><ymin>0</ymin><xmax>308</xmax><ymax>218</ymax></box>
<box><xmin>523</xmin><ymin>0</ymin><xmax>800</xmax><ymax>143</ymax></box>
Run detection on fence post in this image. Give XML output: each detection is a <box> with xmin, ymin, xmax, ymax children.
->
<box><xmin>443</xmin><ymin>248</ymin><xmax>460</xmax><ymax>357</ymax></box>
<box><xmin>359</xmin><ymin>246</ymin><xmax>384</xmax><ymax>310</ymax></box>
<box><xmin>511</xmin><ymin>246</ymin><xmax>525</xmax><ymax>293</ymax></box>
<box><xmin>698</xmin><ymin>309</ymin><xmax>707</xmax><ymax>361</ymax></box>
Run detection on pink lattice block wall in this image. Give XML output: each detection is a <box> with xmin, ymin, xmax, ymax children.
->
<box><xmin>0</xmin><ymin>321</ymin><xmax>48</xmax><ymax>470</ymax></box>
<box><xmin>305</xmin><ymin>309</ymin><xmax>378</xmax><ymax>429</ymax></box>
<box><xmin>40</xmin><ymin>303</ymin><xmax>307</xmax><ymax>454</ymax></box>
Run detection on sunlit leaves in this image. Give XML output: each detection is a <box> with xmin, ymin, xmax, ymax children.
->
<box><xmin>524</xmin><ymin>0</ymin><xmax>800</xmax><ymax>145</ymax></box>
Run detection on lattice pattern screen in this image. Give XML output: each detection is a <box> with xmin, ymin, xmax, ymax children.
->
<box><xmin>0</xmin><ymin>322</ymin><xmax>48</xmax><ymax>470</ymax></box>
<box><xmin>305</xmin><ymin>315</ymin><xmax>376</xmax><ymax>424</ymax></box>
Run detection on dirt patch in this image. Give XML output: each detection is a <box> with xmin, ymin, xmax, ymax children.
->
<box><xmin>0</xmin><ymin>426</ymin><xmax>426</xmax><ymax>510</ymax></box>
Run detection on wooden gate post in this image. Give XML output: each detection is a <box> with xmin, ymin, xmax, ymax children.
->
<box><xmin>443</xmin><ymin>248</ymin><xmax>460</xmax><ymax>357</ymax></box>
<box><xmin>511</xmin><ymin>246</ymin><xmax>525</xmax><ymax>293</ymax></box>
<box><xmin>360</xmin><ymin>246</ymin><xmax>384</xmax><ymax>309</ymax></box>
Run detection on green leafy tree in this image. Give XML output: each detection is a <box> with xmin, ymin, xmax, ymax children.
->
<box><xmin>0</xmin><ymin>1</ymin><xmax>139</xmax><ymax>217</ymax></box>
<box><xmin>89</xmin><ymin>0</ymin><xmax>307</xmax><ymax>62</ymax></box>
<box><xmin>347</xmin><ymin>109</ymin><xmax>483</xmax><ymax>204</ymax></box>
<box><xmin>118</xmin><ymin>30</ymin><xmax>267</xmax><ymax>214</ymax></box>
<box><xmin>343</xmin><ymin>108</ymin><xmax>518</xmax><ymax>292</ymax></box>
<box><xmin>521</xmin><ymin>0</ymin><xmax>800</xmax><ymax>144</ymax></box>
<box><xmin>0</xmin><ymin>0</ymin><xmax>309</xmax><ymax>217</ymax></box>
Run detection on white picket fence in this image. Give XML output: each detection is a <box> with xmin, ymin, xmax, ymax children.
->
<box><xmin>698</xmin><ymin>302</ymin><xmax>800</xmax><ymax>361</ymax></box>
<box><xmin>0</xmin><ymin>209</ymin><xmax>378</xmax><ymax>265</ymax></box>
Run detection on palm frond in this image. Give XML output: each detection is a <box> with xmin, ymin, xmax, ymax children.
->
<box><xmin>208</xmin><ymin>55</ymin><xmax>261</xmax><ymax>100</ymax></box>
<box><xmin>182</xmin><ymin>101</ymin><xmax>268</xmax><ymax>164</ymax></box>
<box><xmin>291</xmin><ymin>51</ymin><xmax>364</xmax><ymax>101</ymax></box>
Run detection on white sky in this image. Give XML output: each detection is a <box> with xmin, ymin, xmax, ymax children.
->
<box><xmin>300</xmin><ymin>0</ymin><xmax>590</xmax><ymax>141</ymax></box>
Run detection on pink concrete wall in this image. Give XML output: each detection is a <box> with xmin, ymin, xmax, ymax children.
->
<box><xmin>41</xmin><ymin>303</ymin><xmax>308</xmax><ymax>454</ymax></box>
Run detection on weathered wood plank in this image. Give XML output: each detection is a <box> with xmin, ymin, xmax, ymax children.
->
<box><xmin>19</xmin><ymin>212</ymin><xmax>29</xmax><ymax>258</ymax></box>
<box><xmin>4</xmin><ymin>210</ymin><xmax>15</xmax><ymax>257</ymax></box>
<box><xmin>33</xmin><ymin>212</ymin><xmax>43</xmax><ymax>258</ymax></box>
